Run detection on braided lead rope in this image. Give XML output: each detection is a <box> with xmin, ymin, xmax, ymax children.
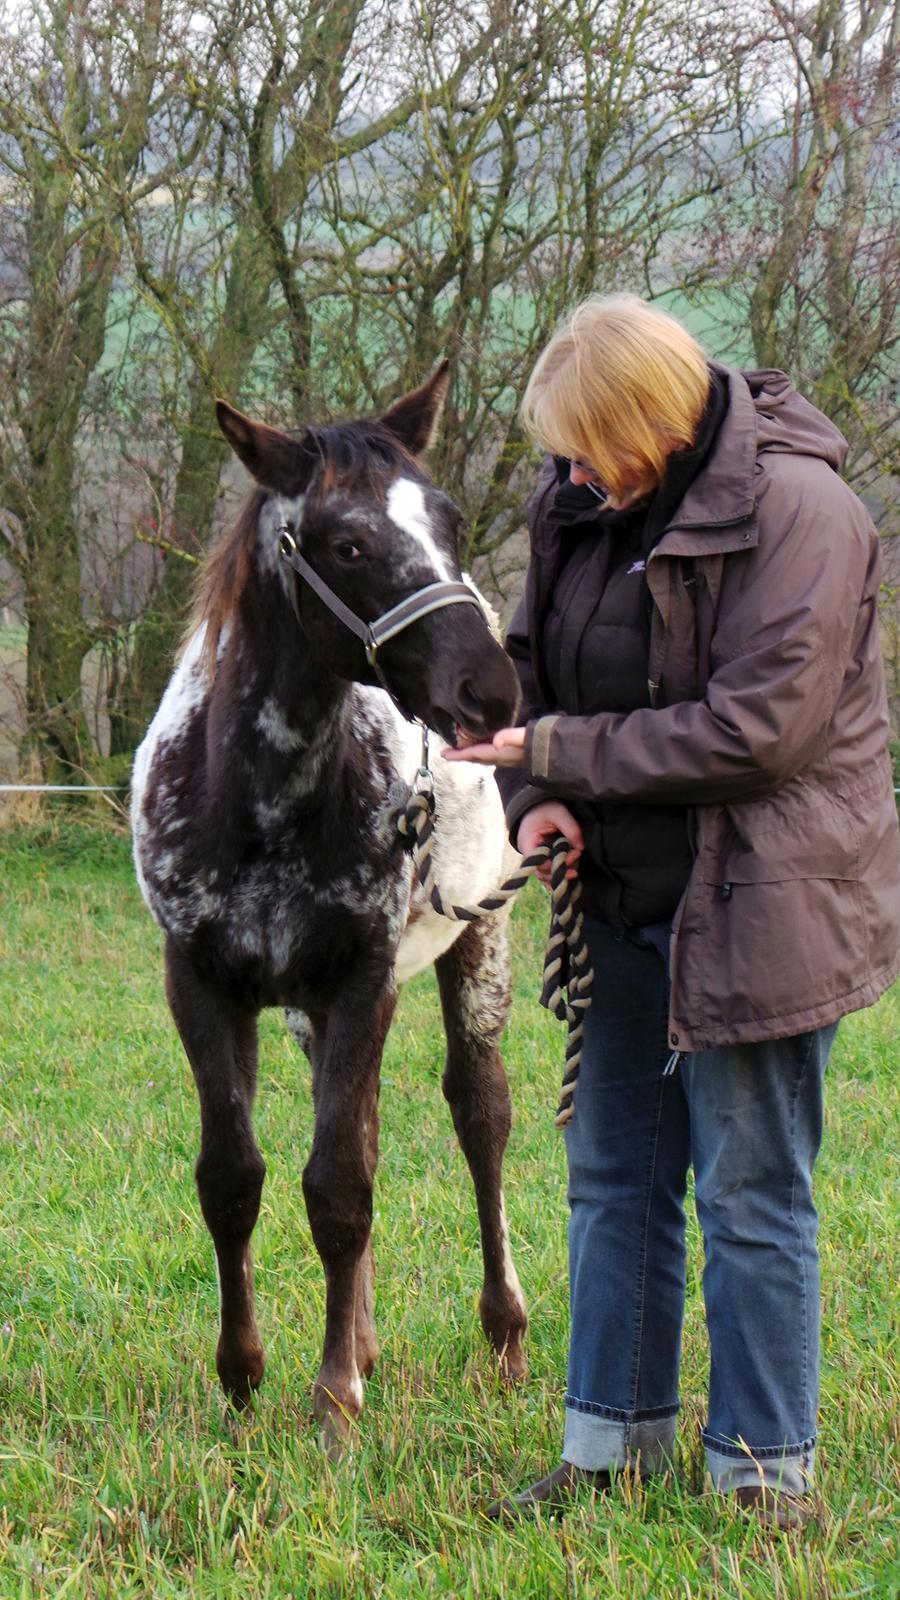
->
<box><xmin>396</xmin><ymin>787</ymin><xmax>594</xmax><ymax>1127</ymax></box>
<box><xmin>539</xmin><ymin>841</ymin><xmax>594</xmax><ymax>1129</ymax></box>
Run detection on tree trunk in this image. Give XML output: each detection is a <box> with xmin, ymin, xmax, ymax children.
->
<box><xmin>21</xmin><ymin>445</ymin><xmax>92</xmax><ymax>777</ymax></box>
<box><xmin>114</xmin><ymin>231</ymin><xmax>276</xmax><ymax>746</ymax></box>
<box><xmin>111</xmin><ymin>386</ymin><xmax>230</xmax><ymax>750</ymax></box>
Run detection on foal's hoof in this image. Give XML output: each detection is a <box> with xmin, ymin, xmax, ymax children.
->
<box><xmin>217</xmin><ymin>1336</ymin><xmax>265</xmax><ymax>1409</ymax></box>
<box><xmin>318</xmin><ymin>1410</ymin><xmax>354</xmax><ymax>1462</ymax></box>
<box><xmin>313</xmin><ymin>1380</ymin><xmax>361</xmax><ymax>1461</ymax></box>
<box><xmin>480</xmin><ymin>1290</ymin><xmax>528</xmax><ymax>1384</ymax></box>
<box><xmin>497</xmin><ymin>1336</ymin><xmax>528</xmax><ymax>1385</ymax></box>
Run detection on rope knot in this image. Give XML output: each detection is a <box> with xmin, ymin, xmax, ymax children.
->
<box><xmin>396</xmin><ymin>788</ymin><xmax>435</xmax><ymax>850</ymax></box>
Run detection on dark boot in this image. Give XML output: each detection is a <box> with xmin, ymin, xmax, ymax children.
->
<box><xmin>485</xmin><ymin>1461</ymin><xmax>613</xmax><ymax>1523</ymax></box>
<box><xmin>734</xmin><ymin>1484</ymin><xmax>815</xmax><ymax>1532</ymax></box>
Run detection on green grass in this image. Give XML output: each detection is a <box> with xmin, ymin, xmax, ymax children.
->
<box><xmin>1</xmin><ymin>817</ymin><xmax>898</xmax><ymax>1598</ymax></box>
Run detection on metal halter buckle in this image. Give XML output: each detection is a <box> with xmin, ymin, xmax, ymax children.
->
<box><xmin>415</xmin><ymin>723</ymin><xmax>432</xmax><ymax>789</ymax></box>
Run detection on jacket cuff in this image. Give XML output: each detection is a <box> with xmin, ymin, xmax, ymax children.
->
<box><xmin>503</xmin><ymin>783</ymin><xmax>549</xmax><ymax>849</ymax></box>
<box><xmin>526</xmin><ymin>714</ymin><xmax>561</xmax><ymax>781</ymax></box>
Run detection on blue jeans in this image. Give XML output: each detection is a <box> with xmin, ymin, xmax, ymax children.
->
<box><xmin>562</xmin><ymin>915</ymin><xmax>835</xmax><ymax>1493</ymax></box>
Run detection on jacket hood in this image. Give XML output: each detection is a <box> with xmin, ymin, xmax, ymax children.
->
<box><xmin>743</xmin><ymin>367</ymin><xmax>848</xmax><ymax>471</ymax></box>
<box><xmin>663</xmin><ymin>363</ymin><xmax>848</xmax><ymax>538</ymax></box>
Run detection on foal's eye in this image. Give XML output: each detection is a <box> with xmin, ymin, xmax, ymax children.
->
<box><xmin>332</xmin><ymin>540</ymin><xmax>363</xmax><ymax>563</ymax></box>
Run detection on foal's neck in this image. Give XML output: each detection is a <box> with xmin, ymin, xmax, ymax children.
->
<box><xmin>211</xmin><ymin>564</ymin><xmax>354</xmax><ymax>824</ymax></box>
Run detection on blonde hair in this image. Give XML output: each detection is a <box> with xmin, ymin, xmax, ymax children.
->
<box><xmin>520</xmin><ymin>295</ymin><xmax>710</xmax><ymax>503</ymax></box>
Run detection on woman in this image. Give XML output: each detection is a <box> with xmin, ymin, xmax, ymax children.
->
<box><xmin>445</xmin><ymin>296</ymin><xmax>900</xmax><ymax>1528</ymax></box>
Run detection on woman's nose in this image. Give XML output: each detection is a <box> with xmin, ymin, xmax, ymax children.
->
<box><xmin>569</xmin><ymin>463</ymin><xmax>593</xmax><ymax>487</ymax></box>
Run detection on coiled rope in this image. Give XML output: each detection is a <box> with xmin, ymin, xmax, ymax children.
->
<box><xmin>397</xmin><ymin>785</ymin><xmax>593</xmax><ymax>1128</ymax></box>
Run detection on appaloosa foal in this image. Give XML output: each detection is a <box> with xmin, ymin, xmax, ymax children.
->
<box><xmin>131</xmin><ymin>368</ymin><xmax>528</xmax><ymax>1449</ymax></box>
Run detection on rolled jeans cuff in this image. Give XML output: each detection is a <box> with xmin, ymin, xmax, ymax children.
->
<box><xmin>563</xmin><ymin>1401</ymin><xmax>677</xmax><ymax>1474</ymax></box>
<box><xmin>703</xmin><ymin>1435</ymin><xmax>816</xmax><ymax>1495</ymax></box>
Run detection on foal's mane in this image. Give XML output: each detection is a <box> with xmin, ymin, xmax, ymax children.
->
<box><xmin>188</xmin><ymin>420</ymin><xmax>420</xmax><ymax>679</ymax></box>
<box><xmin>189</xmin><ymin>489</ymin><xmax>265</xmax><ymax>678</ymax></box>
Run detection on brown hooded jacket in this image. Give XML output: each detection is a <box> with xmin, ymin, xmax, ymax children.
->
<box><xmin>502</xmin><ymin>363</ymin><xmax>900</xmax><ymax>1051</ymax></box>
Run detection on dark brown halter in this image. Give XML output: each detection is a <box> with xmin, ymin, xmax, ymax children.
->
<box><xmin>276</xmin><ymin>524</ymin><xmax>482</xmax><ymax>720</ymax></box>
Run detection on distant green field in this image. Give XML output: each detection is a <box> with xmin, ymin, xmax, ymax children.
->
<box><xmin>658</xmin><ymin>289</ymin><xmax>754</xmax><ymax>368</ymax></box>
<box><xmin>0</xmin><ymin>624</ymin><xmax>27</xmax><ymax>652</ymax></box>
<box><xmin>1</xmin><ymin>819</ymin><xmax>897</xmax><ymax>1597</ymax></box>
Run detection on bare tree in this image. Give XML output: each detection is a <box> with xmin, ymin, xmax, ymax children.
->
<box><xmin>7</xmin><ymin>0</ymin><xmax>893</xmax><ymax>771</ymax></box>
<box><xmin>0</xmin><ymin>0</ymin><xmax>216</xmax><ymax>775</ymax></box>
<box><xmin>306</xmin><ymin>0</ymin><xmax>742</xmax><ymax>590</ymax></box>
<box><xmin>675</xmin><ymin>0</ymin><xmax>900</xmax><ymax>520</ymax></box>
<box><xmin>110</xmin><ymin>0</ymin><xmax>513</xmax><ymax>740</ymax></box>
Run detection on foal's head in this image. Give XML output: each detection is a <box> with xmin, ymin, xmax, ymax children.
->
<box><xmin>214</xmin><ymin>367</ymin><xmax>520</xmax><ymax>744</ymax></box>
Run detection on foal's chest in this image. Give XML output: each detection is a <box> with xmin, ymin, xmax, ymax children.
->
<box><xmin>201</xmin><ymin>835</ymin><xmax>411</xmax><ymax>1002</ymax></box>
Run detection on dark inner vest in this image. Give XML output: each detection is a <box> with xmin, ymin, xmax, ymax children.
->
<box><xmin>540</xmin><ymin>372</ymin><xmax>728</xmax><ymax>927</ymax></box>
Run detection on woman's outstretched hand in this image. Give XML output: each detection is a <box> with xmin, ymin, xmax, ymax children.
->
<box><xmin>441</xmin><ymin>726</ymin><xmax>526</xmax><ymax>766</ymax></box>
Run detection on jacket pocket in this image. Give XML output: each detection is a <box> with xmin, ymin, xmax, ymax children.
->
<box><xmin>706</xmin><ymin>783</ymin><xmax>860</xmax><ymax>886</ymax></box>
<box><xmin>699</xmin><ymin>874</ymin><xmax>865</xmax><ymax>1025</ymax></box>
<box><xmin>697</xmin><ymin>783</ymin><xmax>865</xmax><ymax>1024</ymax></box>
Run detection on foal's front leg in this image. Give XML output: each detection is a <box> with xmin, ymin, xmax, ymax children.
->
<box><xmin>435</xmin><ymin>913</ymin><xmax>528</xmax><ymax>1380</ymax></box>
<box><xmin>288</xmin><ymin>1003</ymin><xmax>379</xmax><ymax>1382</ymax></box>
<box><xmin>302</xmin><ymin>980</ymin><xmax>396</xmax><ymax>1454</ymax></box>
<box><xmin>165</xmin><ymin>939</ymin><xmax>266</xmax><ymax>1406</ymax></box>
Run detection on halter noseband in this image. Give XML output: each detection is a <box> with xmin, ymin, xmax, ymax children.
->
<box><xmin>276</xmin><ymin>525</ymin><xmax>482</xmax><ymax>721</ymax></box>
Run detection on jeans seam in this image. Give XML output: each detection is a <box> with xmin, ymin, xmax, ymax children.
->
<box><xmin>628</xmin><ymin>1073</ymin><xmax>666</xmax><ymax>1410</ymax></box>
<box><xmin>566</xmin><ymin>1395</ymin><xmax>679</xmax><ymax>1422</ymax></box>
<box><xmin>789</xmin><ymin>1032</ymin><xmax>816</xmax><ymax>1442</ymax></box>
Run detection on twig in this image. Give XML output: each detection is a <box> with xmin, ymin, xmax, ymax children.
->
<box><xmin>135</xmin><ymin>530</ymin><xmax>201</xmax><ymax>565</ymax></box>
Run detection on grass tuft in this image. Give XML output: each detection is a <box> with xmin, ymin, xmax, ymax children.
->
<box><xmin>1</xmin><ymin>822</ymin><xmax>898</xmax><ymax>1597</ymax></box>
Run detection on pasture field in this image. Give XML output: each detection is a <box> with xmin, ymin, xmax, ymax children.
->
<box><xmin>0</xmin><ymin>816</ymin><xmax>898</xmax><ymax>1598</ymax></box>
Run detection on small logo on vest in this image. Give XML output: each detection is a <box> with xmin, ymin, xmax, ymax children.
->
<box><xmin>628</xmin><ymin>560</ymin><xmax>646</xmax><ymax>574</ymax></box>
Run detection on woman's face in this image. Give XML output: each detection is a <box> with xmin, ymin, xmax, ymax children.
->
<box><xmin>568</xmin><ymin>457</ymin><xmax>645</xmax><ymax>508</ymax></box>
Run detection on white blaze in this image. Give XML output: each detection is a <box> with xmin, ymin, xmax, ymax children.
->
<box><xmin>386</xmin><ymin>477</ymin><xmax>453</xmax><ymax>582</ymax></box>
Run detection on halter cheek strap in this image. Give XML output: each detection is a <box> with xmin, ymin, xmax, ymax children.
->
<box><xmin>276</xmin><ymin>525</ymin><xmax>482</xmax><ymax>720</ymax></box>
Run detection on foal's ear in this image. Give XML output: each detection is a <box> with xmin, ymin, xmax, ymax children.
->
<box><xmin>216</xmin><ymin>400</ymin><xmax>317</xmax><ymax>494</ymax></box>
<box><xmin>379</xmin><ymin>361</ymin><xmax>450</xmax><ymax>456</ymax></box>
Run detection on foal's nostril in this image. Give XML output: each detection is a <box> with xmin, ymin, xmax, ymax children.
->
<box><xmin>457</xmin><ymin>677</ymin><xmax>487</xmax><ymax>720</ymax></box>
<box><xmin>456</xmin><ymin>673</ymin><xmax>517</xmax><ymax>734</ymax></box>
<box><xmin>451</xmin><ymin>648</ymin><xmax>520</xmax><ymax>733</ymax></box>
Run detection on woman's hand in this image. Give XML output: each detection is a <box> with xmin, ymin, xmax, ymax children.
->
<box><xmin>517</xmin><ymin>802</ymin><xmax>584</xmax><ymax>886</ymax></box>
<box><xmin>441</xmin><ymin>726</ymin><xmax>526</xmax><ymax>766</ymax></box>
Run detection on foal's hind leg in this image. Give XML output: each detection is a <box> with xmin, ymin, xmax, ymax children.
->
<box><xmin>435</xmin><ymin>913</ymin><xmax>528</xmax><ymax>1380</ymax></box>
<box><xmin>165</xmin><ymin>939</ymin><xmax>266</xmax><ymax>1406</ymax></box>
